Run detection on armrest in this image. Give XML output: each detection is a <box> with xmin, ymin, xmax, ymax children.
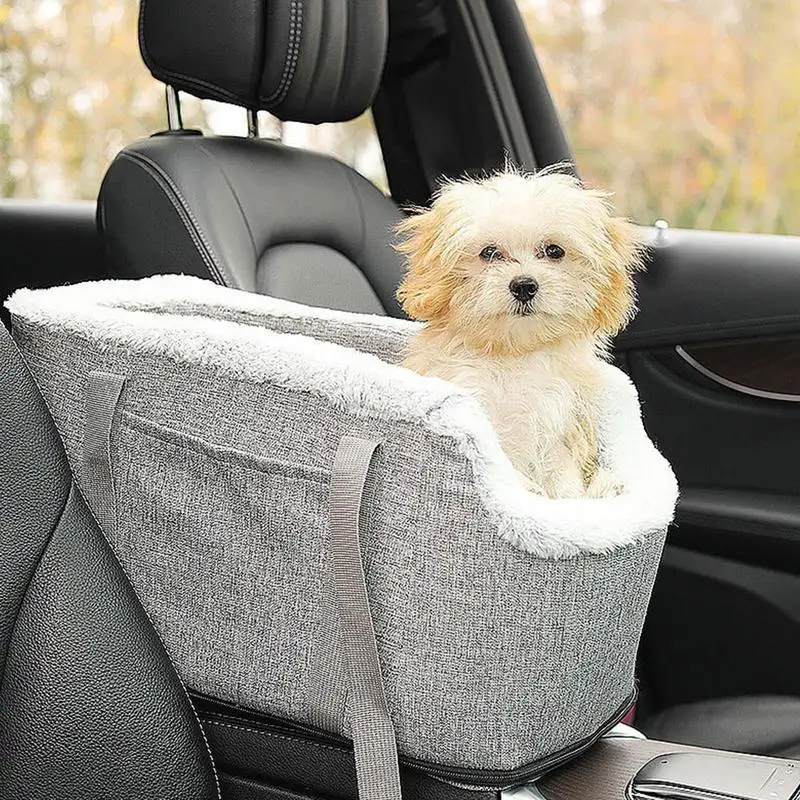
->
<box><xmin>617</xmin><ymin>227</ymin><xmax>800</xmax><ymax>349</ymax></box>
<box><xmin>537</xmin><ymin>738</ymin><xmax>791</xmax><ymax>800</ymax></box>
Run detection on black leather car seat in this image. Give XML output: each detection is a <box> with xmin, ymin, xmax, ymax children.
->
<box><xmin>98</xmin><ymin>0</ymin><xmax>406</xmax><ymax>317</ymax></box>
<box><xmin>0</xmin><ymin>324</ymin><xmax>220</xmax><ymax>799</ymax></box>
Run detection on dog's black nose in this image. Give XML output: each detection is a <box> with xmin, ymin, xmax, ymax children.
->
<box><xmin>509</xmin><ymin>277</ymin><xmax>539</xmax><ymax>303</ymax></box>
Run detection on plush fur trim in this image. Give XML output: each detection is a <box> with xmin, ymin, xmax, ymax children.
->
<box><xmin>110</xmin><ymin>273</ymin><xmax>421</xmax><ymax>335</ymax></box>
<box><xmin>7</xmin><ymin>275</ymin><xmax>678</xmax><ymax>558</ymax></box>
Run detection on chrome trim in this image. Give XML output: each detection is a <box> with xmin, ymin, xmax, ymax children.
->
<box><xmin>676</xmin><ymin>345</ymin><xmax>800</xmax><ymax>403</ymax></box>
<box><xmin>247</xmin><ymin>109</ymin><xmax>260</xmax><ymax>138</ymax></box>
<box><xmin>653</xmin><ymin>219</ymin><xmax>669</xmax><ymax>245</ymax></box>
<box><xmin>603</xmin><ymin>722</ymin><xmax>647</xmax><ymax>740</ymax></box>
<box><xmin>165</xmin><ymin>85</ymin><xmax>183</xmax><ymax>131</ymax></box>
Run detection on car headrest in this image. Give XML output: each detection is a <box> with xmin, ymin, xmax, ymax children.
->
<box><xmin>139</xmin><ymin>0</ymin><xmax>388</xmax><ymax>124</ymax></box>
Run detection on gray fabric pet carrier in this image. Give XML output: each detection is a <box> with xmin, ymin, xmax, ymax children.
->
<box><xmin>7</xmin><ymin>275</ymin><xmax>677</xmax><ymax>796</ymax></box>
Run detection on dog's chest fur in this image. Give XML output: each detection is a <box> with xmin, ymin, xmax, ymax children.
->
<box><xmin>404</xmin><ymin>335</ymin><xmax>605</xmax><ymax>496</ymax></box>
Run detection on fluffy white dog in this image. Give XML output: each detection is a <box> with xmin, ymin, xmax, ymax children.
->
<box><xmin>396</xmin><ymin>168</ymin><xmax>646</xmax><ymax>499</ymax></box>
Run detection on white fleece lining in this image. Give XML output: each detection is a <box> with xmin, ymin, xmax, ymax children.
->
<box><xmin>7</xmin><ymin>275</ymin><xmax>678</xmax><ymax>558</ymax></box>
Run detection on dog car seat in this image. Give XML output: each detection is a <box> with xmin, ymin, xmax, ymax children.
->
<box><xmin>7</xmin><ymin>275</ymin><xmax>677</xmax><ymax>796</ymax></box>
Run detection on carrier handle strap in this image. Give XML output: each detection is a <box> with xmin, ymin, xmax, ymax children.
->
<box><xmin>328</xmin><ymin>437</ymin><xmax>403</xmax><ymax>800</ymax></box>
<box><xmin>83</xmin><ymin>371</ymin><xmax>127</xmax><ymax>536</ymax></box>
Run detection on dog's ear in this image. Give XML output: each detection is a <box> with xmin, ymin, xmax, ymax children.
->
<box><xmin>607</xmin><ymin>216</ymin><xmax>647</xmax><ymax>275</ymax></box>
<box><xmin>394</xmin><ymin>200</ymin><xmax>463</xmax><ymax>322</ymax></box>
<box><xmin>592</xmin><ymin>216</ymin><xmax>647</xmax><ymax>337</ymax></box>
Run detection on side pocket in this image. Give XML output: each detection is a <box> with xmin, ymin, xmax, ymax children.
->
<box><xmin>120</xmin><ymin>410</ymin><xmax>329</xmax><ymax>482</ymax></box>
<box><xmin>108</xmin><ymin>410</ymin><xmax>331</xmax><ymax>728</ymax></box>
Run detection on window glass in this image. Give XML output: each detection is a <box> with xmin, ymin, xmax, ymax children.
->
<box><xmin>519</xmin><ymin>0</ymin><xmax>800</xmax><ymax>234</ymax></box>
<box><xmin>0</xmin><ymin>0</ymin><xmax>387</xmax><ymax>200</ymax></box>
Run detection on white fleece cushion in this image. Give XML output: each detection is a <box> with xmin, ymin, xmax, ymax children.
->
<box><xmin>7</xmin><ymin>273</ymin><xmax>677</xmax><ymax>557</ymax></box>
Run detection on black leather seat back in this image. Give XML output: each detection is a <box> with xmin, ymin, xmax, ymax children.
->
<box><xmin>140</xmin><ymin>0</ymin><xmax>388</xmax><ymax>124</ymax></box>
<box><xmin>98</xmin><ymin>0</ymin><xmax>407</xmax><ymax>317</ymax></box>
<box><xmin>0</xmin><ymin>325</ymin><xmax>219</xmax><ymax>800</ymax></box>
<box><xmin>99</xmin><ymin>135</ymin><xmax>405</xmax><ymax>316</ymax></box>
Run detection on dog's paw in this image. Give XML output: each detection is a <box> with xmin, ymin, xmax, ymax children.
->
<box><xmin>586</xmin><ymin>469</ymin><xmax>625</xmax><ymax>499</ymax></box>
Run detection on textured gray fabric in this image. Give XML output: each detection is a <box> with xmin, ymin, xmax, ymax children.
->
<box><xmin>112</xmin><ymin>298</ymin><xmax>411</xmax><ymax>364</ymax></box>
<box><xmin>10</xmin><ymin>302</ymin><xmax>668</xmax><ymax>773</ymax></box>
<box><xmin>328</xmin><ymin>437</ymin><xmax>401</xmax><ymax>800</ymax></box>
<box><xmin>83</xmin><ymin>371</ymin><xmax>126</xmax><ymax>536</ymax></box>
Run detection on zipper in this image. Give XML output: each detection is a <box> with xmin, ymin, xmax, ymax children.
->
<box><xmin>193</xmin><ymin>688</ymin><xmax>636</xmax><ymax>790</ymax></box>
<box><xmin>404</xmin><ymin>691</ymin><xmax>636</xmax><ymax>789</ymax></box>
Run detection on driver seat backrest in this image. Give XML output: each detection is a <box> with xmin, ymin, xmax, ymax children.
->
<box><xmin>0</xmin><ymin>324</ymin><xmax>220</xmax><ymax>800</ymax></box>
<box><xmin>98</xmin><ymin>0</ymin><xmax>406</xmax><ymax>317</ymax></box>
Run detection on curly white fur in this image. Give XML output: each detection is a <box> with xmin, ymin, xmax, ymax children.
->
<box><xmin>397</xmin><ymin>169</ymin><xmax>649</xmax><ymax>498</ymax></box>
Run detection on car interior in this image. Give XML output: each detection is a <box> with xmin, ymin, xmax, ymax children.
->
<box><xmin>3</xmin><ymin>0</ymin><xmax>800</xmax><ymax>798</ymax></box>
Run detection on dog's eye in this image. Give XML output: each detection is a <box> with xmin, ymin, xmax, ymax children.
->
<box><xmin>479</xmin><ymin>245</ymin><xmax>503</xmax><ymax>262</ymax></box>
<box><xmin>543</xmin><ymin>243</ymin><xmax>565</xmax><ymax>260</ymax></box>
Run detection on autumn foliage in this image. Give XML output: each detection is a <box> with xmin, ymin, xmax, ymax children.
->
<box><xmin>2</xmin><ymin>0</ymin><xmax>799</xmax><ymax>235</ymax></box>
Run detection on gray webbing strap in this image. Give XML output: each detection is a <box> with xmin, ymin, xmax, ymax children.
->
<box><xmin>308</xmin><ymin>575</ymin><xmax>348</xmax><ymax>732</ymax></box>
<box><xmin>329</xmin><ymin>437</ymin><xmax>402</xmax><ymax>800</ymax></box>
<box><xmin>83</xmin><ymin>371</ymin><xmax>126</xmax><ymax>535</ymax></box>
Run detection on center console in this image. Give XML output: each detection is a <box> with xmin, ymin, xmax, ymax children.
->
<box><xmin>532</xmin><ymin>730</ymin><xmax>798</xmax><ymax>800</ymax></box>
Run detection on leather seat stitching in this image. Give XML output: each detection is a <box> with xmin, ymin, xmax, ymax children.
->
<box><xmin>118</xmin><ymin>151</ymin><xmax>231</xmax><ymax>287</ymax></box>
<box><xmin>262</xmin><ymin>0</ymin><xmax>303</xmax><ymax>106</ymax></box>
<box><xmin>0</xmin><ymin>480</ymin><xmax>223</xmax><ymax>800</ymax></box>
<box><xmin>118</xmin><ymin>150</ymin><xmax>227</xmax><ymax>285</ymax></box>
<box><xmin>138</xmin><ymin>0</ymin><xmax>247</xmax><ymax>106</ymax></box>
<box><xmin>202</xmin><ymin>716</ymin><xmax>350</xmax><ymax>756</ymax></box>
<box><xmin>74</xmin><ymin>480</ymin><xmax>223</xmax><ymax>800</ymax></box>
<box><xmin>139</xmin><ymin>0</ymin><xmax>303</xmax><ymax>108</ymax></box>
<box><xmin>194</xmin><ymin>142</ymin><xmax>259</xmax><ymax>270</ymax></box>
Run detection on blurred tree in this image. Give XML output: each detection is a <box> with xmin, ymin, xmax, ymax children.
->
<box><xmin>520</xmin><ymin>0</ymin><xmax>800</xmax><ymax>234</ymax></box>
<box><xmin>0</xmin><ymin>0</ymin><xmax>385</xmax><ymax>201</ymax></box>
<box><xmin>2</xmin><ymin>0</ymin><xmax>798</xmax><ymax>234</ymax></box>
<box><xmin>0</xmin><ymin>0</ymin><xmax>200</xmax><ymax>199</ymax></box>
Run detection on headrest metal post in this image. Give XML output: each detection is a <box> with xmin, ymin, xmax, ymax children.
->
<box><xmin>165</xmin><ymin>85</ymin><xmax>183</xmax><ymax>131</ymax></box>
<box><xmin>247</xmin><ymin>109</ymin><xmax>260</xmax><ymax>138</ymax></box>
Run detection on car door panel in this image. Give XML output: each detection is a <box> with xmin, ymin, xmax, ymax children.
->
<box><xmin>616</xmin><ymin>228</ymin><xmax>800</xmax><ymax>713</ymax></box>
<box><xmin>676</xmin><ymin>338</ymin><xmax>800</xmax><ymax>399</ymax></box>
<box><xmin>629</xmin><ymin>347</ymin><xmax>799</xmax><ymax>494</ymax></box>
<box><xmin>0</xmin><ymin>200</ymin><xmax>112</xmax><ymax>327</ymax></box>
<box><xmin>642</xmin><ymin>546</ymin><xmax>800</xmax><ymax>710</ymax></box>
<box><xmin>618</xmin><ymin>228</ymin><xmax>800</xmax><ymax>350</ymax></box>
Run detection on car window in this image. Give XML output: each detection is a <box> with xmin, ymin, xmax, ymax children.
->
<box><xmin>519</xmin><ymin>0</ymin><xmax>800</xmax><ymax>235</ymax></box>
<box><xmin>0</xmin><ymin>0</ymin><xmax>387</xmax><ymax>201</ymax></box>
